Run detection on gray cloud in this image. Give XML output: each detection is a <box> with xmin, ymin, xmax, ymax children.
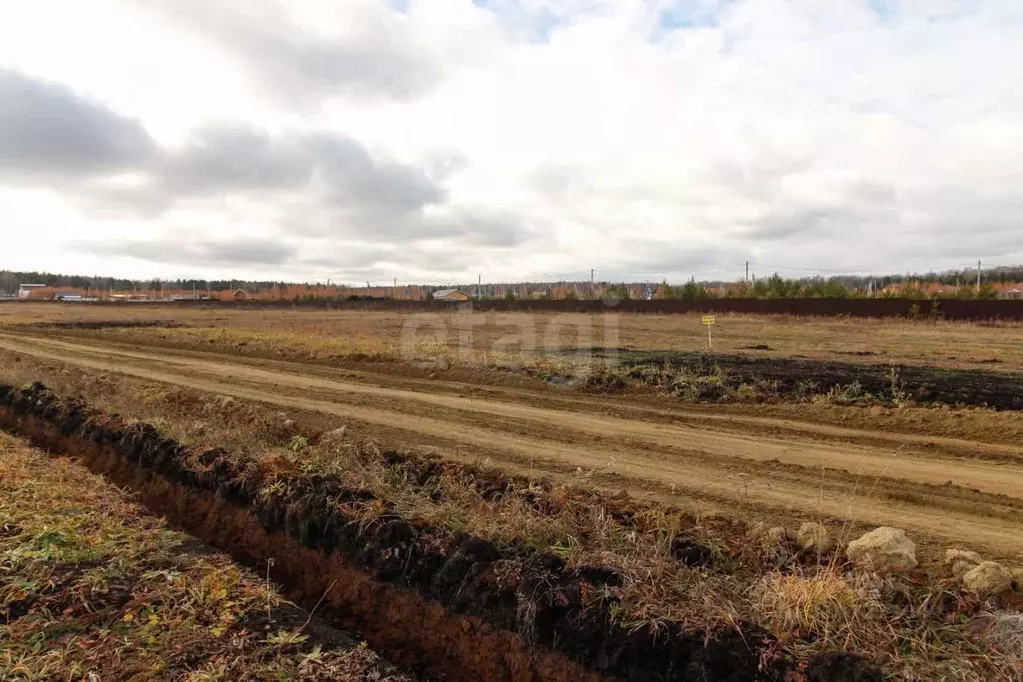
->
<box><xmin>286</xmin><ymin>202</ymin><xmax>535</xmax><ymax>247</ymax></box>
<box><xmin>0</xmin><ymin>64</ymin><xmax>524</xmax><ymax>275</ymax></box>
<box><xmin>159</xmin><ymin>124</ymin><xmax>311</xmax><ymax>195</ymax></box>
<box><xmin>728</xmin><ymin>177</ymin><xmax>900</xmax><ymax>242</ymax></box>
<box><xmin>311</xmin><ymin>133</ymin><xmax>445</xmax><ymax>215</ymax></box>
<box><xmin>737</xmin><ymin>207</ymin><xmax>847</xmax><ymax>241</ymax></box>
<box><xmin>416</xmin><ymin>208</ymin><xmax>534</xmax><ymax>247</ymax></box>
<box><xmin>300</xmin><ymin>241</ymin><xmax>491</xmax><ymax>281</ymax></box>
<box><xmin>75</xmin><ymin>237</ymin><xmax>297</xmax><ymax>267</ymax></box>
<box><xmin>141</xmin><ymin>1</ymin><xmax>441</xmax><ymax>104</ymax></box>
<box><xmin>138</xmin><ymin>124</ymin><xmax>445</xmax><ymax>219</ymax></box>
<box><xmin>40</xmin><ymin>120</ymin><xmax>448</xmax><ymax>230</ymax></box>
<box><xmin>0</xmin><ymin>67</ymin><xmax>154</xmax><ymax>179</ymax></box>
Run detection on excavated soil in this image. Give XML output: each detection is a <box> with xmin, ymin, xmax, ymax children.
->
<box><xmin>0</xmin><ymin>383</ymin><xmax>816</xmax><ymax>682</ymax></box>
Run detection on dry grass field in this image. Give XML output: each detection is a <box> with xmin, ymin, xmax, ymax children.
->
<box><xmin>2</xmin><ymin>302</ymin><xmax>1022</xmax><ymax>372</ymax></box>
<box><xmin>1</xmin><ymin>302</ymin><xmax>1022</xmax><ymax>680</ymax></box>
<box><xmin>0</xmin><ymin>432</ymin><xmax>411</xmax><ymax>681</ymax></box>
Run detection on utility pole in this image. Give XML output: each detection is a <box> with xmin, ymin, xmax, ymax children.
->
<box><xmin>590</xmin><ymin>269</ymin><xmax>595</xmax><ymax>299</ymax></box>
<box><xmin>977</xmin><ymin>260</ymin><xmax>982</xmax><ymax>292</ymax></box>
<box><xmin>478</xmin><ymin>274</ymin><xmax>482</xmax><ymax>299</ymax></box>
<box><xmin>745</xmin><ymin>261</ymin><xmax>749</xmax><ymax>283</ymax></box>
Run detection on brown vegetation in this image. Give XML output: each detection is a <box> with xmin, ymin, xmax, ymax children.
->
<box><xmin>3</xmin><ymin>381</ymin><xmax>1023</xmax><ymax>679</ymax></box>
<box><xmin>3</xmin><ymin>303</ymin><xmax>1022</xmax><ymax>373</ymax></box>
<box><xmin>0</xmin><ymin>431</ymin><xmax>410</xmax><ymax>681</ymax></box>
<box><xmin>0</xmin><ymin>303</ymin><xmax>1021</xmax><ymax>680</ymax></box>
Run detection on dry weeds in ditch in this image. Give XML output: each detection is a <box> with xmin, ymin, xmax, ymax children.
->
<box><xmin>0</xmin><ymin>432</ymin><xmax>410</xmax><ymax>681</ymax></box>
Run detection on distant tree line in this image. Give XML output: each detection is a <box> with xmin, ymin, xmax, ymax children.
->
<box><xmin>1</xmin><ymin>266</ymin><xmax>1017</xmax><ymax>301</ymax></box>
<box><xmin>0</xmin><ymin>271</ymin><xmax>297</xmax><ymax>295</ymax></box>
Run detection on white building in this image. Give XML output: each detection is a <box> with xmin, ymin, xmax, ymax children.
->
<box><xmin>18</xmin><ymin>284</ymin><xmax>46</xmax><ymax>299</ymax></box>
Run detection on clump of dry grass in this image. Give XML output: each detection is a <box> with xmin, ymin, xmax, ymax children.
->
<box><xmin>753</xmin><ymin>569</ymin><xmax>888</xmax><ymax>649</ymax></box>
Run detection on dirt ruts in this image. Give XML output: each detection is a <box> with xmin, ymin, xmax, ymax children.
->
<box><xmin>1</xmin><ymin>382</ymin><xmax>862</xmax><ymax>682</ymax></box>
<box><xmin>2</xmin><ymin>332</ymin><xmax>1022</xmax><ymax>558</ymax></box>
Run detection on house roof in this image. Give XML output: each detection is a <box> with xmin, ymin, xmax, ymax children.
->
<box><xmin>433</xmin><ymin>288</ymin><xmax>470</xmax><ymax>299</ymax></box>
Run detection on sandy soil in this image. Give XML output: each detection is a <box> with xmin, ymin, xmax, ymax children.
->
<box><xmin>2</xmin><ymin>330</ymin><xmax>1021</xmax><ymax>561</ymax></box>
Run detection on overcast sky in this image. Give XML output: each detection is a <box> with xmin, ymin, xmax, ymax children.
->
<box><xmin>1</xmin><ymin>0</ymin><xmax>1021</xmax><ymax>285</ymax></box>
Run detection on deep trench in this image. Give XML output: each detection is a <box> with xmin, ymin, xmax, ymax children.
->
<box><xmin>0</xmin><ymin>383</ymin><xmax>881</xmax><ymax>682</ymax></box>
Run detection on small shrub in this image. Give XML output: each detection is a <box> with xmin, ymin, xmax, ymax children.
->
<box><xmin>667</xmin><ymin>366</ymin><xmax>735</xmax><ymax>402</ymax></box>
<box><xmin>813</xmin><ymin>381</ymin><xmax>869</xmax><ymax>406</ymax></box>
<box><xmin>754</xmin><ymin>571</ymin><xmax>871</xmax><ymax>645</ymax></box>
<box><xmin>886</xmin><ymin>365</ymin><xmax>909</xmax><ymax>405</ymax></box>
<box><xmin>287</xmin><ymin>435</ymin><xmax>309</xmax><ymax>453</ymax></box>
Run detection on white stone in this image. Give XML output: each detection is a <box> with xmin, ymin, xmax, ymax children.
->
<box><xmin>797</xmin><ymin>522</ymin><xmax>834</xmax><ymax>553</ymax></box>
<box><xmin>846</xmin><ymin>527</ymin><xmax>917</xmax><ymax>572</ymax></box>
<box><xmin>944</xmin><ymin>549</ymin><xmax>982</xmax><ymax>567</ymax></box>
<box><xmin>962</xmin><ymin>562</ymin><xmax>1013</xmax><ymax>596</ymax></box>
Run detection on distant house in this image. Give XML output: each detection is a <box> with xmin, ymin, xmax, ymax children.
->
<box><xmin>432</xmin><ymin>288</ymin><xmax>471</xmax><ymax>302</ymax></box>
<box><xmin>1003</xmin><ymin>288</ymin><xmax>1023</xmax><ymax>300</ymax></box>
<box><xmin>232</xmin><ymin>288</ymin><xmax>248</xmax><ymax>301</ymax></box>
<box><xmin>18</xmin><ymin>284</ymin><xmax>46</xmax><ymax>299</ymax></box>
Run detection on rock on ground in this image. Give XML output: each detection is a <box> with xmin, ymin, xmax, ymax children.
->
<box><xmin>945</xmin><ymin>549</ymin><xmax>983</xmax><ymax>579</ymax></box>
<box><xmin>945</xmin><ymin>549</ymin><xmax>982</xmax><ymax>566</ymax></box>
<box><xmin>846</xmin><ymin>527</ymin><xmax>917</xmax><ymax>572</ymax></box>
<box><xmin>962</xmin><ymin>562</ymin><xmax>1013</xmax><ymax>596</ymax></box>
<box><xmin>797</xmin><ymin>522</ymin><xmax>834</xmax><ymax>553</ymax></box>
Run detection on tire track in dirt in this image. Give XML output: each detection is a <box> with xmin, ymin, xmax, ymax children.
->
<box><xmin>3</xmin><ymin>332</ymin><xmax>1023</xmax><ymax>557</ymax></box>
<box><xmin>9</xmin><ymin>328</ymin><xmax>1023</xmax><ymax>461</ymax></box>
<box><xmin>11</xmin><ymin>333</ymin><xmax>1023</xmax><ymax>497</ymax></box>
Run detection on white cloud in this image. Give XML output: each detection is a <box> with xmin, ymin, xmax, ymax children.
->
<box><xmin>1</xmin><ymin>0</ymin><xmax>1022</xmax><ymax>284</ymax></box>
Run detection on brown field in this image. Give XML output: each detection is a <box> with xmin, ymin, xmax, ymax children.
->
<box><xmin>3</xmin><ymin>302</ymin><xmax>1023</xmax><ymax>372</ymax></box>
<box><xmin>0</xmin><ymin>431</ymin><xmax>411</xmax><ymax>681</ymax></box>
<box><xmin>1</xmin><ymin>303</ymin><xmax>1022</xmax><ymax>679</ymax></box>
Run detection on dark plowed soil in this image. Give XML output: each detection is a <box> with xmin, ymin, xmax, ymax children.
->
<box><xmin>608</xmin><ymin>349</ymin><xmax>1023</xmax><ymax>410</ymax></box>
<box><xmin>0</xmin><ymin>382</ymin><xmax>833</xmax><ymax>682</ymax></box>
<box><xmin>27</xmin><ymin>320</ymin><xmax>179</xmax><ymax>330</ymax></box>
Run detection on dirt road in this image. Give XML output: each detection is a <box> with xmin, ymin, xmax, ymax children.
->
<box><xmin>2</xmin><ymin>331</ymin><xmax>1022</xmax><ymax>558</ymax></box>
